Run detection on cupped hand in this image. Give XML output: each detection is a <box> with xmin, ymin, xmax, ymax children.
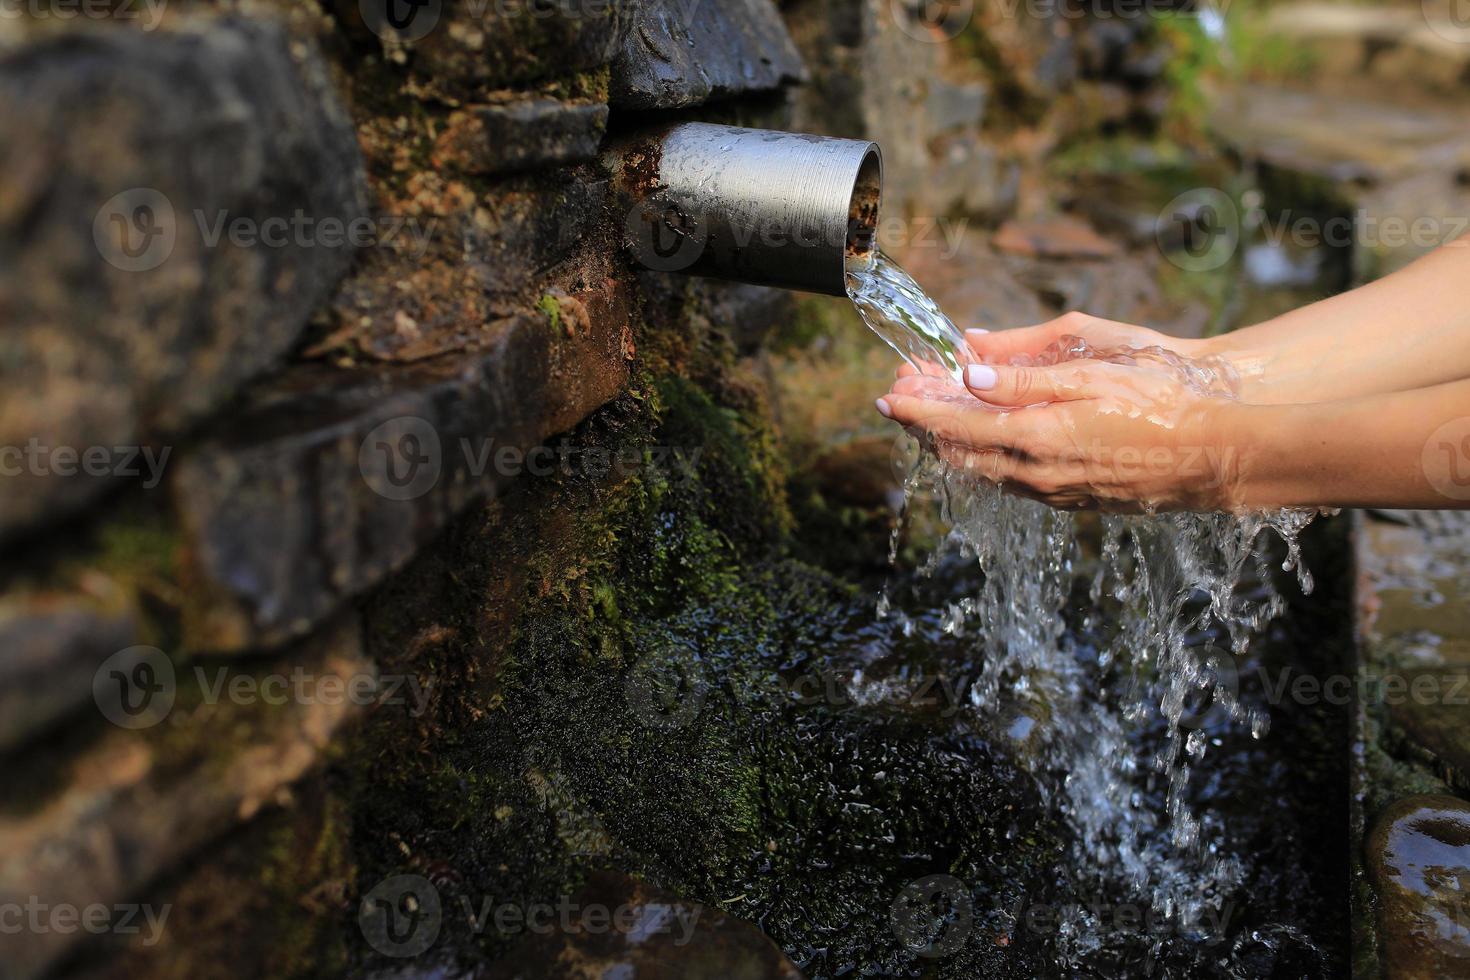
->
<box><xmin>877</xmin><ymin>356</ymin><xmax>1246</xmax><ymax>513</ymax></box>
<box><xmin>964</xmin><ymin>311</ymin><xmax>1207</xmax><ymax>366</ymax></box>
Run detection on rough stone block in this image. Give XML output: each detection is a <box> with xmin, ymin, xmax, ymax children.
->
<box><xmin>433</xmin><ymin>99</ymin><xmax>610</xmax><ymax>176</ymax></box>
<box><xmin>0</xmin><ymin>590</ymin><xmax>137</xmax><ymax>752</ymax></box>
<box><xmin>323</xmin><ymin>172</ymin><xmax>607</xmax><ymax>362</ymax></box>
<box><xmin>341</xmin><ymin>0</ymin><xmax>633</xmax><ymax>91</ymax></box>
<box><xmin>0</xmin><ymin>617</ymin><xmax>366</xmax><ymax>980</ymax></box>
<box><xmin>176</xmin><ymin>272</ymin><xmax>635</xmax><ymax>651</ymax></box>
<box><xmin>1366</xmin><ymin>794</ymin><xmax>1470</xmax><ymax>976</ymax></box>
<box><xmin>610</xmin><ymin>0</ymin><xmax>807</xmax><ymax>109</ymax></box>
<box><xmin>0</xmin><ymin>18</ymin><xmax>366</xmax><ymax>540</ymax></box>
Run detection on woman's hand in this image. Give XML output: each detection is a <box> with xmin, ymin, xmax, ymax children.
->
<box><xmin>876</xmin><ymin>356</ymin><xmax>1247</xmax><ymax>513</ymax></box>
<box><xmin>961</xmin><ymin>311</ymin><xmax>1208</xmax><ymax>367</ymax></box>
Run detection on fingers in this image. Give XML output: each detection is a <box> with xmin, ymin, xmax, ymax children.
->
<box><xmin>891</xmin><ymin>373</ymin><xmax>971</xmax><ymax>401</ymax></box>
<box><xmin>962</xmin><ymin>361</ymin><xmax>1091</xmax><ymax>407</ymax></box>
<box><xmin>963</xmin><ymin>311</ymin><xmax>1101</xmax><ymax>363</ymax></box>
<box><xmin>963</xmin><ymin>358</ymin><xmax>1174</xmax><ymax>408</ymax></box>
<box><xmin>876</xmin><ymin>391</ymin><xmax>1034</xmax><ymax>453</ymax></box>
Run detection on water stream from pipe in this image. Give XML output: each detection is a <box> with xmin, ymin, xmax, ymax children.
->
<box><xmin>846</xmin><ymin>248</ymin><xmax>1324</xmax><ymax>967</ymax></box>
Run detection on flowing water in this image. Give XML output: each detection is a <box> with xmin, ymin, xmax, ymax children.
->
<box><xmin>846</xmin><ymin>249</ymin><xmax>1330</xmax><ymax>971</ymax></box>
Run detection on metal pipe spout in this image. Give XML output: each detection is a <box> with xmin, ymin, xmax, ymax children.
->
<box><xmin>608</xmin><ymin>123</ymin><xmax>883</xmax><ymax>296</ymax></box>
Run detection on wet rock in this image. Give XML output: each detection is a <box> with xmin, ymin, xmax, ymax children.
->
<box><xmin>175</xmin><ymin>275</ymin><xmax>635</xmax><ymax>651</ymax></box>
<box><xmin>488</xmin><ymin>872</ymin><xmax>804</xmax><ymax>979</ymax></box>
<box><xmin>993</xmin><ymin>217</ymin><xmax>1120</xmax><ymax>260</ymax></box>
<box><xmin>321</xmin><ymin>172</ymin><xmax>606</xmax><ymax>363</ymax></box>
<box><xmin>433</xmin><ymin>100</ymin><xmax>610</xmax><ymax>176</ymax></box>
<box><xmin>340</xmin><ymin>0</ymin><xmax>632</xmax><ymax>92</ymax></box>
<box><xmin>0</xmin><ymin>18</ymin><xmax>366</xmax><ymax>539</ymax></box>
<box><xmin>1388</xmin><ymin>671</ymin><xmax>1470</xmax><ymax>792</ymax></box>
<box><xmin>1366</xmin><ymin>794</ymin><xmax>1470</xmax><ymax>978</ymax></box>
<box><xmin>1358</xmin><ymin>512</ymin><xmax>1470</xmax><ymax>666</ymax></box>
<box><xmin>0</xmin><ymin>588</ymin><xmax>136</xmax><ymax>751</ymax></box>
<box><xmin>0</xmin><ymin>617</ymin><xmax>366</xmax><ymax>980</ymax></box>
<box><xmin>610</xmin><ymin>0</ymin><xmax>806</xmax><ymax>109</ymax></box>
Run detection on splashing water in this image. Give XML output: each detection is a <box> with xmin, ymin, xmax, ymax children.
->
<box><xmin>846</xmin><ymin>250</ymin><xmax>975</xmax><ymax>382</ymax></box>
<box><xmin>847</xmin><ymin>249</ymin><xmax>1325</xmax><ymax>966</ymax></box>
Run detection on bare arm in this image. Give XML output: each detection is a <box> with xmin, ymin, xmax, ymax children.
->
<box><xmin>877</xmin><ymin>367</ymin><xmax>1470</xmax><ymax>513</ymax></box>
<box><xmin>1220</xmin><ymin>377</ymin><xmax>1470</xmax><ymax>510</ymax></box>
<box><xmin>967</xmin><ymin>236</ymin><xmax>1470</xmax><ymax>408</ymax></box>
<box><xmin>1203</xmin><ymin>237</ymin><xmax>1470</xmax><ymax>405</ymax></box>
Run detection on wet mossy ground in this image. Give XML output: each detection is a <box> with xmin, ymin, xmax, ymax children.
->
<box><xmin>343</xmin><ymin>369</ymin><xmax>1067</xmax><ymax>977</ymax></box>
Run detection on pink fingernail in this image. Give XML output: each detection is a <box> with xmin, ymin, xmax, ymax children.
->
<box><xmin>965</xmin><ymin>364</ymin><xmax>998</xmax><ymax>390</ymax></box>
<box><xmin>875</xmin><ymin>398</ymin><xmax>894</xmax><ymax>418</ymax></box>
<box><xmin>966</xmin><ymin>328</ymin><xmax>989</xmax><ymax>338</ymax></box>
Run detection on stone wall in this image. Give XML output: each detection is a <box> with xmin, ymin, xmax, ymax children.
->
<box><xmin>0</xmin><ymin>2</ymin><xmax>1177</xmax><ymax>977</ymax></box>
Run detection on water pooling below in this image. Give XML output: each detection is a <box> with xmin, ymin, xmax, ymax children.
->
<box><xmin>846</xmin><ymin>249</ymin><xmax>1340</xmax><ymax>972</ymax></box>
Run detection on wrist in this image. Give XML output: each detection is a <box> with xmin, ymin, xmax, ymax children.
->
<box><xmin>1210</xmin><ymin>400</ymin><xmax>1318</xmax><ymax>510</ymax></box>
<box><xmin>1196</xmin><ymin>333</ymin><xmax>1278</xmax><ymax>404</ymax></box>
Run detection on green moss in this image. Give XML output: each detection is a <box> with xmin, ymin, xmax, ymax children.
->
<box><xmin>255</xmin><ymin>790</ymin><xmax>354</xmax><ymax>978</ymax></box>
<box><xmin>543</xmin><ymin>65</ymin><xmax>610</xmax><ymax>103</ymax></box>
<box><xmin>536</xmin><ymin>292</ymin><xmax>564</xmax><ymax>333</ymax></box>
<box><xmin>340</xmin><ymin>363</ymin><xmax>1062</xmax><ymax>976</ymax></box>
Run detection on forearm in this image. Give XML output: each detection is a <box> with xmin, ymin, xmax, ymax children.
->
<box><xmin>1223</xmin><ymin>378</ymin><xmax>1470</xmax><ymax>509</ymax></box>
<box><xmin>1202</xmin><ymin>236</ymin><xmax>1470</xmax><ymax>405</ymax></box>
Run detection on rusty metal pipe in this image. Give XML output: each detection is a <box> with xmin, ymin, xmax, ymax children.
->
<box><xmin>609</xmin><ymin>123</ymin><xmax>883</xmax><ymax>296</ymax></box>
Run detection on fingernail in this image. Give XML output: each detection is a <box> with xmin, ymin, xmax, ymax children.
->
<box><xmin>965</xmin><ymin>364</ymin><xmax>998</xmax><ymax>390</ymax></box>
<box><xmin>875</xmin><ymin>397</ymin><xmax>893</xmax><ymax>418</ymax></box>
<box><xmin>966</xmin><ymin>328</ymin><xmax>989</xmax><ymax>338</ymax></box>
